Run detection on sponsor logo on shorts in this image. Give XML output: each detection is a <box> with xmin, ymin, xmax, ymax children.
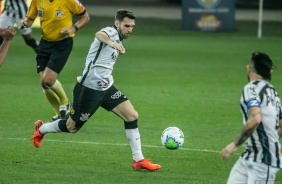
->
<box><xmin>111</xmin><ymin>91</ymin><xmax>126</xmax><ymax>99</ymax></box>
<box><xmin>70</xmin><ymin>107</ymin><xmax>75</xmax><ymax>115</ymax></box>
<box><xmin>80</xmin><ymin>113</ymin><xmax>90</xmax><ymax>122</ymax></box>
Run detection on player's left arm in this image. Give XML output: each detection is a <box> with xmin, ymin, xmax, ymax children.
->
<box><xmin>72</xmin><ymin>11</ymin><xmax>90</xmax><ymax>32</ymax></box>
<box><xmin>61</xmin><ymin>0</ymin><xmax>90</xmax><ymax>37</ymax></box>
<box><xmin>61</xmin><ymin>11</ymin><xmax>90</xmax><ymax>37</ymax></box>
<box><xmin>221</xmin><ymin>106</ymin><xmax>261</xmax><ymax>161</ymax></box>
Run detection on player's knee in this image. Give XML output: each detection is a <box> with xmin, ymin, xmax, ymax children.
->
<box><xmin>125</xmin><ymin>110</ymin><xmax>138</xmax><ymax>122</ymax></box>
<box><xmin>41</xmin><ymin>78</ymin><xmax>55</xmax><ymax>87</ymax></box>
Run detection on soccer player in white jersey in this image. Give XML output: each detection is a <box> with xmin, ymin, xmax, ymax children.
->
<box><xmin>221</xmin><ymin>52</ymin><xmax>282</xmax><ymax>183</ymax></box>
<box><xmin>0</xmin><ymin>0</ymin><xmax>38</xmax><ymax>52</ymax></box>
<box><xmin>31</xmin><ymin>9</ymin><xmax>161</xmax><ymax>171</ymax></box>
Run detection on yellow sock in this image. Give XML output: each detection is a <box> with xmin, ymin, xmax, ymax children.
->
<box><xmin>43</xmin><ymin>88</ymin><xmax>60</xmax><ymax>115</ymax></box>
<box><xmin>50</xmin><ymin>80</ymin><xmax>69</xmax><ymax>105</ymax></box>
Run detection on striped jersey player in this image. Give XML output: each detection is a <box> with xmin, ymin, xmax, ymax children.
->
<box><xmin>0</xmin><ymin>0</ymin><xmax>38</xmax><ymax>52</ymax></box>
<box><xmin>221</xmin><ymin>52</ymin><xmax>282</xmax><ymax>183</ymax></box>
<box><xmin>240</xmin><ymin>80</ymin><xmax>282</xmax><ymax>168</ymax></box>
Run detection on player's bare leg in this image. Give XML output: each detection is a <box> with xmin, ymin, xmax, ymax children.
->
<box><xmin>113</xmin><ymin>101</ymin><xmax>161</xmax><ymax>171</ymax></box>
<box><xmin>40</xmin><ymin>68</ymin><xmax>70</xmax><ymax>119</ymax></box>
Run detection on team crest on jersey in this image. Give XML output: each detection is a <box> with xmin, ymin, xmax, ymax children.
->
<box><xmin>80</xmin><ymin>113</ymin><xmax>90</xmax><ymax>122</ymax></box>
<box><xmin>56</xmin><ymin>10</ymin><xmax>63</xmax><ymax>18</ymax></box>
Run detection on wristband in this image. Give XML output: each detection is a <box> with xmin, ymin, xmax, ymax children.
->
<box><xmin>73</xmin><ymin>25</ymin><xmax>78</xmax><ymax>32</ymax></box>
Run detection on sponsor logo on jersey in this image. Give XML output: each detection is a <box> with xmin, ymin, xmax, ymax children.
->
<box><xmin>97</xmin><ymin>81</ymin><xmax>109</xmax><ymax>88</ymax></box>
<box><xmin>80</xmin><ymin>113</ymin><xmax>90</xmax><ymax>122</ymax></box>
<box><xmin>56</xmin><ymin>10</ymin><xmax>63</xmax><ymax>18</ymax></box>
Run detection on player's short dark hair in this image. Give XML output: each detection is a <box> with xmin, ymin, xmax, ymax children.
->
<box><xmin>115</xmin><ymin>9</ymin><xmax>136</xmax><ymax>22</ymax></box>
<box><xmin>251</xmin><ymin>52</ymin><xmax>274</xmax><ymax>81</ymax></box>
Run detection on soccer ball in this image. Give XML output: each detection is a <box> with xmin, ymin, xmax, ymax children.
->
<box><xmin>161</xmin><ymin>127</ymin><xmax>184</xmax><ymax>150</ymax></box>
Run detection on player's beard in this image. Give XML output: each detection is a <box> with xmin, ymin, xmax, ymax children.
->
<box><xmin>118</xmin><ymin>26</ymin><xmax>129</xmax><ymax>39</ymax></box>
<box><xmin>120</xmin><ymin>31</ymin><xmax>129</xmax><ymax>39</ymax></box>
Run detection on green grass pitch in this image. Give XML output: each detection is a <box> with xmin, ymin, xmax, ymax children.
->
<box><xmin>0</xmin><ymin>16</ymin><xmax>282</xmax><ymax>183</ymax></box>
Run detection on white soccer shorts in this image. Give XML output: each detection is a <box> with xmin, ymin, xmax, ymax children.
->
<box><xmin>227</xmin><ymin>157</ymin><xmax>280</xmax><ymax>184</ymax></box>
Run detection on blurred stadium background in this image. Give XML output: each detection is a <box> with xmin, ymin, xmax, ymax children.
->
<box><xmin>81</xmin><ymin>0</ymin><xmax>282</xmax><ymax>9</ymax></box>
<box><xmin>79</xmin><ymin>0</ymin><xmax>282</xmax><ymax>25</ymax></box>
<box><xmin>0</xmin><ymin>0</ymin><xmax>282</xmax><ymax>183</ymax></box>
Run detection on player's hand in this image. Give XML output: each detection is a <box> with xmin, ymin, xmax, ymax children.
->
<box><xmin>221</xmin><ymin>142</ymin><xmax>238</xmax><ymax>161</ymax></box>
<box><xmin>119</xmin><ymin>47</ymin><xmax>125</xmax><ymax>55</ymax></box>
<box><xmin>61</xmin><ymin>27</ymin><xmax>75</xmax><ymax>38</ymax></box>
<box><xmin>19</xmin><ymin>19</ymin><xmax>28</xmax><ymax>29</ymax></box>
<box><xmin>108</xmin><ymin>42</ymin><xmax>125</xmax><ymax>54</ymax></box>
<box><xmin>0</xmin><ymin>26</ymin><xmax>16</xmax><ymax>41</ymax></box>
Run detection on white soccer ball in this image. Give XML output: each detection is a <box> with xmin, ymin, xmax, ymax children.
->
<box><xmin>161</xmin><ymin>127</ymin><xmax>184</xmax><ymax>150</ymax></box>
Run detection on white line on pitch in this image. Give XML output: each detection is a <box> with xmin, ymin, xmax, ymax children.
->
<box><xmin>1</xmin><ymin>137</ymin><xmax>222</xmax><ymax>153</ymax></box>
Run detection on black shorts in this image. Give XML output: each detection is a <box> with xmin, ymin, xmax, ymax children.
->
<box><xmin>70</xmin><ymin>82</ymin><xmax>128</xmax><ymax>128</ymax></box>
<box><xmin>36</xmin><ymin>38</ymin><xmax>73</xmax><ymax>74</ymax></box>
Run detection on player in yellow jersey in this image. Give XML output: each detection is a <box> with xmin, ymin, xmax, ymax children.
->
<box><xmin>19</xmin><ymin>0</ymin><xmax>90</xmax><ymax>120</ymax></box>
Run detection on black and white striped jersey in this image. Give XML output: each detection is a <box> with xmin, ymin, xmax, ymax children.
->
<box><xmin>77</xmin><ymin>26</ymin><xmax>121</xmax><ymax>91</ymax></box>
<box><xmin>2</xmin><ymin>0</ymin><xmax>28</xmax><ymax>19</ymax></box>
<box><xmin>240</xmin><ymin>79</ymin><xmax>282</xmax><ymax>168</ymax></box>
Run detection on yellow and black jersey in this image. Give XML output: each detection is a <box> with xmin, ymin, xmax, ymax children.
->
<box><xmin>27</xmin><ymin>0</ymin><xmax>85</xmax><ymax>41</ymax></box>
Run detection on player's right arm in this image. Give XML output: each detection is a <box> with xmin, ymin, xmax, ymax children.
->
<box><xmin>95</xmin><ymin>31</ymin><xmax>125</xmax><ymax>54</ymax></box>
<box><xmin>19</xmin><ymin>0</ymin><xmax>37</xmax><ymax>29</ymax></box>
<box><xmin>19</xmin><ymin>17</ymin><xmax>35</xmax><ymax>29</ymax></box>
<box><xmin>221</xmin><ymin>106</ymin><xmax>261</xmax><ymax>161</ymax></box>
<box><xmin>221</xmin><ymin>84</ymin><xmax>261</xmax><ymax>161</ymax></box>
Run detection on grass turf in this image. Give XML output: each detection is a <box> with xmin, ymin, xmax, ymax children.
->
<box><xmin>0</xmin><ymin>16</ymin><xmax>282</xmax><ymax>183</ymax></box>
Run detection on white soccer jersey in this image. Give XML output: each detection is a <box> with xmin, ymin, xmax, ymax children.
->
<box><xmin>0</xmin><ymin>0</ymin><xmax>31</xmax><ymax>35</ymax></box>
<box><xmin>240</xmin><ymin>79</ymin><xmax>282</xmax><ymax>168</ymax></box>
<box><xmin>1</xmin><ymin>0</ymin><xmax>28</xmax><ymax>19</ymax></box>
<box><xmin>77</xmin><ymin>26</ymin><xmax>122</xmax><ymax>91</ymax></box>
